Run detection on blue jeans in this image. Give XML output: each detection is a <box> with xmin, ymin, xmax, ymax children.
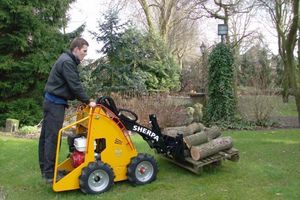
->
<box><xmin>38</xmin><ymin>100</ymin><xmax>65</xmax><ymax>179</ymax></box>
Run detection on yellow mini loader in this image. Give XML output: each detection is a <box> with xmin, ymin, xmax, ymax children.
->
<box><xmin>52</xmin><ymin>96</ymin><xmax>239</xmax><ymax>194</ymax></box>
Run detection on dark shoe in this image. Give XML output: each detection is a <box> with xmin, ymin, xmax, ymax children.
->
<box><xmin>41</xmin><ymin>173</ymin><xmax>45</xmax><ymax>179</ymax></box>
<box><xmin>58</xmin><ymin>170</ymin><xmax>67</xmax><ymax>179</ymax></box>
<box><xmin>56</xmin><ymin>173</ymin><xmax>64</xmax><ymax>181</ymax></box>
<box><xmin>44</xmin><ymin>178</ymin><xmax>53</xmax><ymax>185</ymax></box>
<box><xmin>43</xmin><ymin>172</ymin><xmax>65</xmax><ymax>184</ymax></box>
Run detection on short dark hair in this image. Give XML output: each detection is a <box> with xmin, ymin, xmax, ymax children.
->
<box><xmin>70</xmin><ymin>37</ymin><xmax>89</xmax><ymax>51</ymax></box>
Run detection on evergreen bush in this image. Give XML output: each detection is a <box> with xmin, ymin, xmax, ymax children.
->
<box><xmin>88</xmin><ymin>10</ymin><xmax>180</xmax><ymax>95</ymax></box>
<box><xmin>0</xmin><ymin>98</ymin><xmax>43</xmax><ymax>127</ymax></box>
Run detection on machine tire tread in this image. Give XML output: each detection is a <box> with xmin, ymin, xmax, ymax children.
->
<box><xmin>127</xmin><ymin>153</ymin><xmax>158</xmax><ymax>185</ymax></box>
<box><xmin>79</xmin><ymin>161</ymin><xmax>115</xmax><ymax>194</ymax></box>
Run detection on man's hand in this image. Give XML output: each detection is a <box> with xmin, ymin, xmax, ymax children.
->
<box><xmin>89</xmin><ymin>101</ymin><xmax>96</xmax><ymax>108</ymax></box>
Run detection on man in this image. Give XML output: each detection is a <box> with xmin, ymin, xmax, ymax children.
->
<box><xmin>38</xmin><ymin>37</ymin><xmax>96</xmax><ymax>184</ymax></box>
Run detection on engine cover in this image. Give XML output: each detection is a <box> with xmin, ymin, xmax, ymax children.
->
<box><xmin>71</xmin><ymin>150</ymin><xmax>85</xmax><ymax>168</ymax></box>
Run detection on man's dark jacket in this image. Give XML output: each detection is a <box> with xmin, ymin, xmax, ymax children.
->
<box><xmin>44</xmin><ymin>52</ymin><xmax>90</xmax><ymax>104</ymax></box>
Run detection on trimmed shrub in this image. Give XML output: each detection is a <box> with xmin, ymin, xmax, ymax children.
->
<box><xmin>0</xmin><ymin>98</ymin><xmax>42</xmax><ymax>127</ymax></box>
<box><xmin>18</xmin><ymin>126</ymin><xmax>38</xmax><ymax>135</ymax></box>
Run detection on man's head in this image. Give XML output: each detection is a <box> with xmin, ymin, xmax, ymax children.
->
<box><xmin>70</xmin><ymin>37</ymin><xmax>89</xmax><ymax>61</ymax></box>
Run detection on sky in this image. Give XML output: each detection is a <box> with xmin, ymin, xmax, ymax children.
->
<box><xmin>65</xmin><ymin>0</ymin><xmax>108</xmax><ymax>59</ymax></box>
<box><xmin>66</xmin><ymin>0</ymin><xmax>278</xmax><ymax>60</ymax></box>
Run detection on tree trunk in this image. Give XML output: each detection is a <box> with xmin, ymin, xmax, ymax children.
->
<box><xmin>183</xmin><ymin>131</ymin><xmax>208</xmax><ymax>148</ymax></box>
<box><xmin>138</xmin><ymin>0</ymin><xmax>154</xmax><ymax>34</ymax></box>
<box><xmin>204</xmin><ymin>126</ymin><xmax>222</xmax><ymax>140</ymax></box>
<box><xmin>162</xmin><ymin>123</ymin><xmax>205</xmax><ymax>137</ymax></box>
<box><xmin>295</xmin><ymin>93</ymin><xmax>300</xmax><ymax>127</ymax></box>
<box><xmin>282</xmin><ymin>66</ymin><xmax>290</xmax><ymax>103</ymax></box>
<box><xmin>184</xmin><ymin>122</ymin><xmax>205</xmax><ymax>136</ymax></box>
<box><xmin>297</xmin><ymin>26</ymin><xmax>300</xmax><ymax>126</ymax></box>
<box><xmin>162</xmin><ymin>126</ymin><xmax>186</xmax><ymax>137</ymax></box>
<box><xmin>184</xmin><ymin>126</ymin><xmax>222</xmax><ymax>148</ymax></box>
<box><xmin>190</xmin><ymin>137</ymin><xmax>233</xmax><ymax>161</ymax></box>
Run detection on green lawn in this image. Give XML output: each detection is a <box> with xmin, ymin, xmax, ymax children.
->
<box><xmin>0</xmin><ymin>130</ymin><xmax>300</xmax><ymax>200</ymax></box>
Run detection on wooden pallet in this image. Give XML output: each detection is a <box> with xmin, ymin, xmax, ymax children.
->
<box><xmin>161</xmin><ymin>148</ymin><xmax>239</xmax><ymax>175</ymax></box>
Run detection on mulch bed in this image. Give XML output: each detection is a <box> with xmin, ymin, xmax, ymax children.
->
<box><xmin>271</xmin><ymin>116</ymin><xmax>299</xmax><ymax>129</ymax></box>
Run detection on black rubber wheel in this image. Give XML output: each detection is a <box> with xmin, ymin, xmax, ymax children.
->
<box><xmin>79</xmin><ymin>161</ymin><xmax>114</xmax><ymax>194</ymax></box>
<box><xmin>127</xmin><ymin>153</ymin><xmax>158</xmax><ymax>185</ymax></box>
<box><xmin>118</xmin><ymin>109</ymin><xmax>138</xmax><ymax>122</ymax></box>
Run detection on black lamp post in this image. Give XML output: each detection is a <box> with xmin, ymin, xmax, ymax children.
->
<box><xmin>200</xmin><ymin>42</ymin><xmax>206</xmax><ymax>55</ymax></box>
<box><xmin>200</xmin><ymin>42</ymin><xmax>207</xmax><ymax>94</ymax></box>
<box><xmin>218</xmin><ymin>24</ymin><xmax>228</xmax><ymax>43</ymax></box>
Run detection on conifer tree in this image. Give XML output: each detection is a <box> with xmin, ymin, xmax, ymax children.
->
<box><xmin>89</xmin><ymin>10</ymin><xmax>180</xmax><ymax>94</ymax></box>
<box><xmin>0</xmin><ymin>0</ymin><xmax>81</xmax><ymax>126</ymax></box>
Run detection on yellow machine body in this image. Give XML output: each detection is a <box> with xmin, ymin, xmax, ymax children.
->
<box><xmin>53</xmin><ymin>106</ymin><xmax>138</xmax><ymax>192</ymax></box>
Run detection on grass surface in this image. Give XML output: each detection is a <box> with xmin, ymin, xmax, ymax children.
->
<box><xmin>276</xmin><ymin>97</ymin><xmax>298</xmax><ymax>116</ymax></box>
<box><xmin>0</xmin><ymin>129</ymin><xmax>300</xmax><ymax>200</ymax></box>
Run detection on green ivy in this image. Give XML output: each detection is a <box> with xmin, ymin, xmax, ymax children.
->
<box><xmin>203</xmin><ymin>43</ymin><xmax>236</xmax><ymax>126</ymax></box>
